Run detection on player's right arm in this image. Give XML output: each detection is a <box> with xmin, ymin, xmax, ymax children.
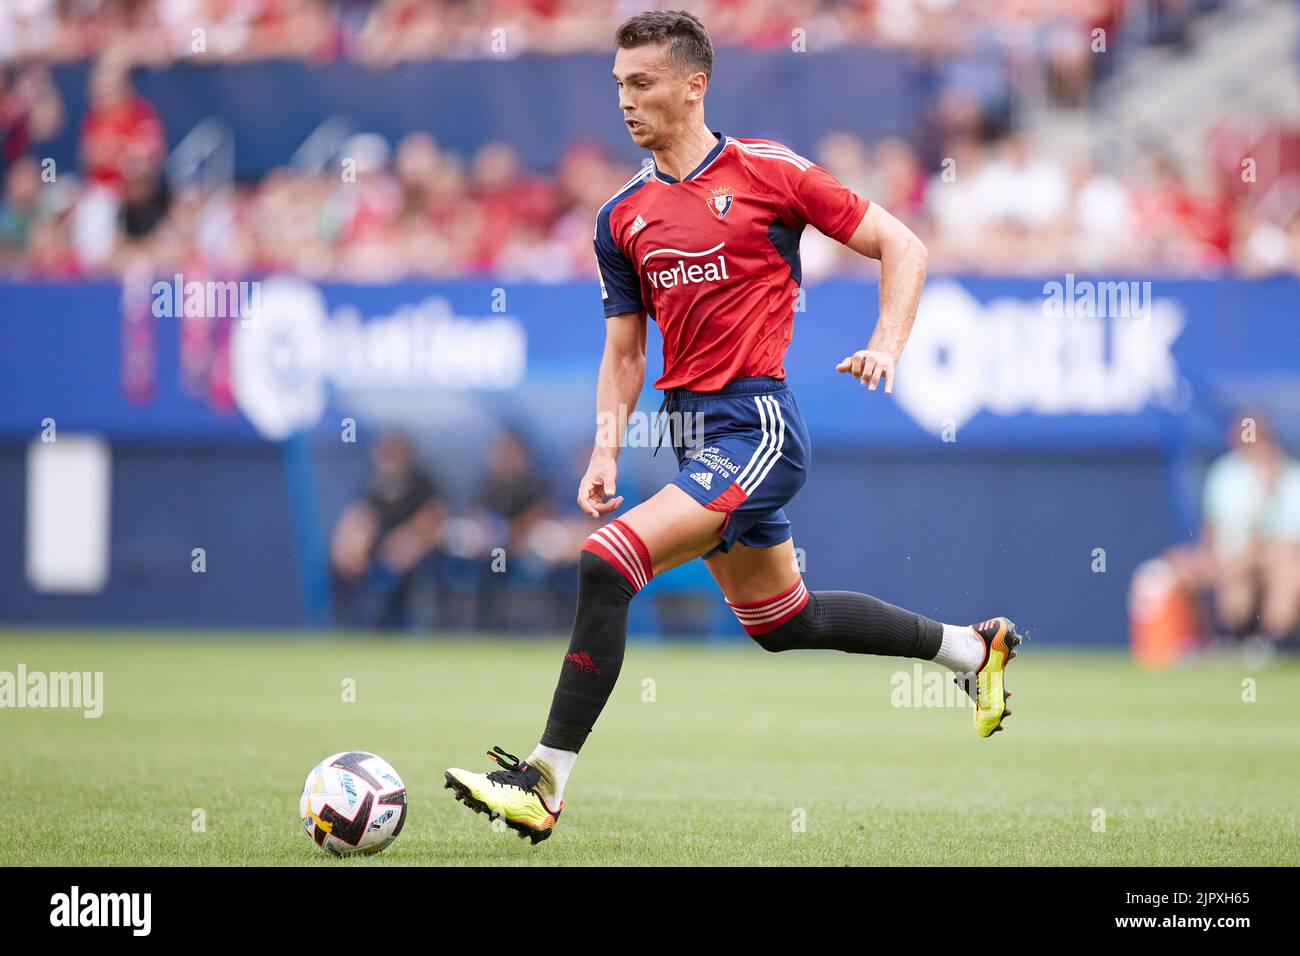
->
<box><xmin>580</xmin><ymin>199</ymin><xmax>649</xmax><ymax>518</ymax></box>
<box><xmin>579</xmin><ymin>310</ymin><xmax>647</xmax><ymax>517</ymax></box>
<box><xmin>770</xmin><ymin>147</ymin><xmax>926</xmax><ymax>395</ymax></box>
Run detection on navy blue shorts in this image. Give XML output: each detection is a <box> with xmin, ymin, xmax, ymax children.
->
<box><xmin>664</xmin><ymin>377</ymin><xmax>811</xmax><ymax>556</ymax></box>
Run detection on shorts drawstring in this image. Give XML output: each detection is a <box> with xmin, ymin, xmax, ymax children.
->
<box><xmin>652</xmin><ymin>389</ymin><xmax>678</xmax><ymax>457</ymax></box>
<box><xmin>653</xmin><ymin>377</ymin><xmax>786</xmax><ymax>457</ymax></box>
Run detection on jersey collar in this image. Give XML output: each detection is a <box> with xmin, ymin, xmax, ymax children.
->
<box><xmin>652</xmin><ymin>131</ymin><xmax>727</xmax><ymax>185</ymax></box>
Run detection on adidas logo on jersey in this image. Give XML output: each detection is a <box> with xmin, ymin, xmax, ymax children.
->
<box><xmin>690</xmin><ymin>471</ymin><xmax>713</xmax><ymax>490</ymax></box>
<box><xmin>629</xmin><ymin>214</ymin><xmax>647</xmax><ymax>237</ymax></box>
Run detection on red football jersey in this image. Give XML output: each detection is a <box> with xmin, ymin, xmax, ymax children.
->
<box><xmin>594</xmin><ymin>132</ymin><xmax>869</xmax><ymax>391</ymax></box>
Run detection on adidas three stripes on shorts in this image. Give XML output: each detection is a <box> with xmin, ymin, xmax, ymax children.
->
<box><xmin>665</xmin><ymin>376</ymin><xmax>811</xmax><ymax>557</ymax></box>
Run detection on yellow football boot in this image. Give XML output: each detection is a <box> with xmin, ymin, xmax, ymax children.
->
<box><xmin>444</xmin><ymin>747</ymin><xmax>562</xmax><ymax>844</ymax></box>
<box><xmin>954</xmin><ymin>617</ymin><xmax>1026</xmax><ymax>737</ymax></box>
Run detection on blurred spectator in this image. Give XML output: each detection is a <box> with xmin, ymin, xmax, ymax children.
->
<box><xmin>0</xmin><ymin>157</ymin><xmax>44</xmax><ymax>254</ymax></box>
<box><xmin>80</xmin><ymin>57</ymin><xmax>165</xmax><ymax>193</ymax></box>
<box><xmin>0</xmin><ymin>65</ymin><xmax>65</xmax><ymax>179</ymax></box>
<box><xmin>1132</xmin><ymin>153</ymin><xmax>1233</xmax><ymax>271</ymax></box>
<box><xmin>1238</xmin><ymin>208</ymin><xmax>1300</xmax><ymax>277</ymax></box>
<box><xmin>476</xmin><ymin>429</ymin><xmax>556</xmax><ymax>551</ymax></box>
<box><xmin>1195</xmin><ymin>414</ymin><xmax>1300</xmax><ymax>641</ymax></box>
<box><xmin>1067</xmin><ymin>157</ymin><xmax>1137</xmax><ymax>270</ymax></box>
<box><xmin>1147</xmin><ymin>413</ymin><xmax>1300</xmax><ymax>652</ymax></box>
<box><xmin>330</xmin><ymin>132</ymin><xmax>406</xmax><ymax>280</ymax></box>
<box><xmin>74</xmin><ymin>56</ymin><xmax>167</xmax><ymax>268</ymax></box>
<box><xmin>0</xmin><ymin>1</ymin><xmax>62</xmax><ymax>62</ymax></box>
<box><xmin>331</xmin><ymin>431</ymin><xmax>448</xmax><ymax>630</ymax></box>
<box><xmin>466</xmin><ymin>141</ymin><xmax>559</xmax><ymax>271</ymax></box>
<box><xmin>468</xmin><ymin>429</ymin><xmax>586</xmax><ymax>628</ymax></box>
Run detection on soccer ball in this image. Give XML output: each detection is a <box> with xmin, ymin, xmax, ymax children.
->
<box><xmin>299</xmin><ymin>751</ymin><xmax>408</xmax><ymax>857</ymax></box>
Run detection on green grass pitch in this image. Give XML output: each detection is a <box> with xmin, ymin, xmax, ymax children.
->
<box><xmin>2</xmin><ymin>631</ymin><xmax>1298</xmax><ymax>866</ymax></box>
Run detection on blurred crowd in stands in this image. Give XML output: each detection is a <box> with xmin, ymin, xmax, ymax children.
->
<box><xmin>0</xmin><ymin>0</ymin><xmax>1198</xmax><ymax>67</ymax></box>
<box><xmin>2</xmin><ymin>62</ymin><xmax>1296</xmax><ymax>280</ymax></box>
<box><xmin>2</xmin><ymin>0</ymin><xmax>1297</xmax><ymax>280</ymax></box>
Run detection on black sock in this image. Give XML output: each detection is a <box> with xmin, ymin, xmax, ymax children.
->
<box><xmin>740</xmin><ymin>589</ymin><xmax>943</xmax><ymax>659</ymax></box>
<box><xmin>540</xmin><ymin>521</ymin><xmax>652</xmax><ymax>753</ymax></box>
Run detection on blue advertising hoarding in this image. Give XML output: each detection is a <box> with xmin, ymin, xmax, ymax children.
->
<box><xmin>1</xmin><ymin>275</ymin><xmax>1296</xmax><ymax>641</ymax></box>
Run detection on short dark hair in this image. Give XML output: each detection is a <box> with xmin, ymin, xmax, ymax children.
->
<box><xmin>615</xmin><ymin>10</ymin><xmax>713</xmax><ymax>81</ymax></box>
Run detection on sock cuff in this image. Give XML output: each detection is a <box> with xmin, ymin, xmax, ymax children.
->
<box><xmin>583</xmin><ymin>519</ymin><xmax>653</xmax><ymax>591</ymax></box>
<box><xmin>916</xmin><ymin>614</ymin><xmax>944</xmax><ymax>660</ymax></box>
<box><xmin>727</xmin><ymin>579</ymin><xmax>810</xmax><ymax>635</ymax></box>
<box><xmin>540</xmin><ymin>716</ymin><xmax>591</xmax><ymax>754</ymax></box>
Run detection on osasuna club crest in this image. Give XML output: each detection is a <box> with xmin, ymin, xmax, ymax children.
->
<box><xmin>707</xmin><ymin>186</ymin><xmax>734</xmax><ymax>220</ymax></box>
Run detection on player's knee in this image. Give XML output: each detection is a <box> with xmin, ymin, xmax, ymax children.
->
<box><xmin>727</xmin><ymin>580</ymin><xmax>811</xmax><ymax>651</ymax></box>
<box><xmin>580</xmin><ymin>520</ymin><xmax>654</xmax><ymax>597</ymax></box>
<box><xmin>749</xmin><ymin>621</ymin><xmax>801</xmax><ymax>653</ymax></box>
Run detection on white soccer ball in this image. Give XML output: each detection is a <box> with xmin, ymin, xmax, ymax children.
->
<box><xmin>299</xmin><ymin>751</ymin><xmax>408</xmax><ymax>857</ymax></box>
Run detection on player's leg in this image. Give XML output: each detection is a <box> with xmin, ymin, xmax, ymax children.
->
<box><xmin>443</xmin><ymin>483</ymin><xmax>723</xmax><ymax>843</ymax></box>
<box><xmin>707</xmin><ymin>525</ymin><xmax>1024</xmax><ymax>737</ymax></box>
<box><xmin>706</xmin><ymin>536</ymin><xmax>941</xmax><ymax>658</ymax></box>
<box><xmin>524</xmin><ymin>483</ymin><xmax>722</xmax><ymax>787</ymax></box>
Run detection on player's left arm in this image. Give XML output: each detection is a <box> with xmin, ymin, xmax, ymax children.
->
<box><xmin>835</xmin><ymin>203</ymin><xmax>928</xmax><ymax>394</ymax></box>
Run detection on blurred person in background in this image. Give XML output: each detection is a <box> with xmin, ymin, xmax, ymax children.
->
<box><xmin>1234</xmin><ymin>199</ymin><xmax>1300</xmax><ymax>276</ymax></box>
<box><xmin>330</xmin><ymin>431</ymin><xmax>448</xmax><ymax>631</ymax></box>
<box><xmin>547</xmin><ymin>141</ymin><xmax>634</xmax><ymax>278</ymax></box>
<box><xmin>968</xmin><ymin>132</ymin><xmax>1071</xmax><ymax>273</ymax></box>
<box><xmin>80</xmin><ymin>57</ymin><xmax>165</xmax><ymax>194</ymax></box>
<box><xmin>1132</xmin><ymin>153</ymin><xmax>1233</xmax><ymax>273</ymax></box>
<box><xmin>245</xmin><ymin>167</ymin><xmax>334</xmax><ymax>276</ymax></box>
<box><xmin>330</xmin><ymin>131</ymin><xmax>408</xmax><ymax>280</ymax></box>
<box><xmin>471</xmin><ymin>428</ymin><xmax>584</xmax><ymax>626</ymax></box>
<box><xmin>394</xmin><ymin>130</ymin><xmax>461</xmax><ymax>276</ymax></box>
<box><xmin>0</xmin><ymin>65</ymin><xmax>65</xmax><ymax>180</ymax></box>
<box><xmin>467</xmin><ymin>141</ymin><xmax>558</xmax><ymax>273</ymax></box>
<box><xmin>1135</xmin><ymin>412</ymin><xmax>1300</xmax><ymax>664</ymax></box>
<box><xmin>1066</xmin><ymin>155</ymin><xmax>1137</xmax><ymax>271</ymax></box>
<box><xmin>427</xmin><ymin>427</ymin><xmax>585</xmax><ymax>630</ymax></box>
<box><xmin>354</xmin><ymin>0</ymin><xmax>447</xmax><ymax>65</ymax></box>
<box><xmin>922</xmin><ymin>136</ymin><xmax>989</xmax><ymax>269</ymax></box>
<box><xmin>0</xmin><ymin>0</ymin><xmax>63</xmax><ymax>62</ymax></box>
<box><xmin>1193</xmin><ymin>413</ymin><xmax>1300</xmax><ymax>644</ymax></box>
<box><xmin>0</xmin><ymin>157</ymin><xmax>46</xmax><ymax>265</ymax></box>
<box><xmin>75</xmin><ymin>55</ymin><xmax>167</xmax><ymax>270</ymax></box>
<box><xmin>0</xmin><ymin>68</ymin><xmax>75</xmax><ymax>277</ymax></box>
<box><xmin>477</xmin><ymin>429</ymin><xmax>554</xmax><ymax>551</ymax></box>
<box><xmin>24</xmin><ymin>212</ymin><xmax>82</xmax><ymax>277</ymax></box>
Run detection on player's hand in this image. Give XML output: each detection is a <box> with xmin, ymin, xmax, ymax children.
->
<box><xmin>577</xmin><ymin>456</ymin><xmax>623</xmax><ymax>518</ymax></box>
<box><xmin>836</xmin><ymin>348</ymin><xmax>897</xmax><ymax>394</ymax></box>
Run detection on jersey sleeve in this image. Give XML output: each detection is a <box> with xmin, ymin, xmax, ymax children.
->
<box><xmin>787</xmin><ymin>163</ymin><xmax>870</xmax><ymax>244</ymax></box>
<box><xmin>593</xmin><ymin>208</ymin><xmax>644</xmax><ymax>318</ymax></box>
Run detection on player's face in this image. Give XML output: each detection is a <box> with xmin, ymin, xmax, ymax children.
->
<box><xmin>612</xmin><ymin>44</ymin><xmax>693</xmax><ymax>150</ymax></box>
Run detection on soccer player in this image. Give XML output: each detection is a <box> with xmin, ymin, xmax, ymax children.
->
<box><xmin>445</xmin><ymin>10</ymin><xmax>1024</xmax><ymax>843</ymax></box>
